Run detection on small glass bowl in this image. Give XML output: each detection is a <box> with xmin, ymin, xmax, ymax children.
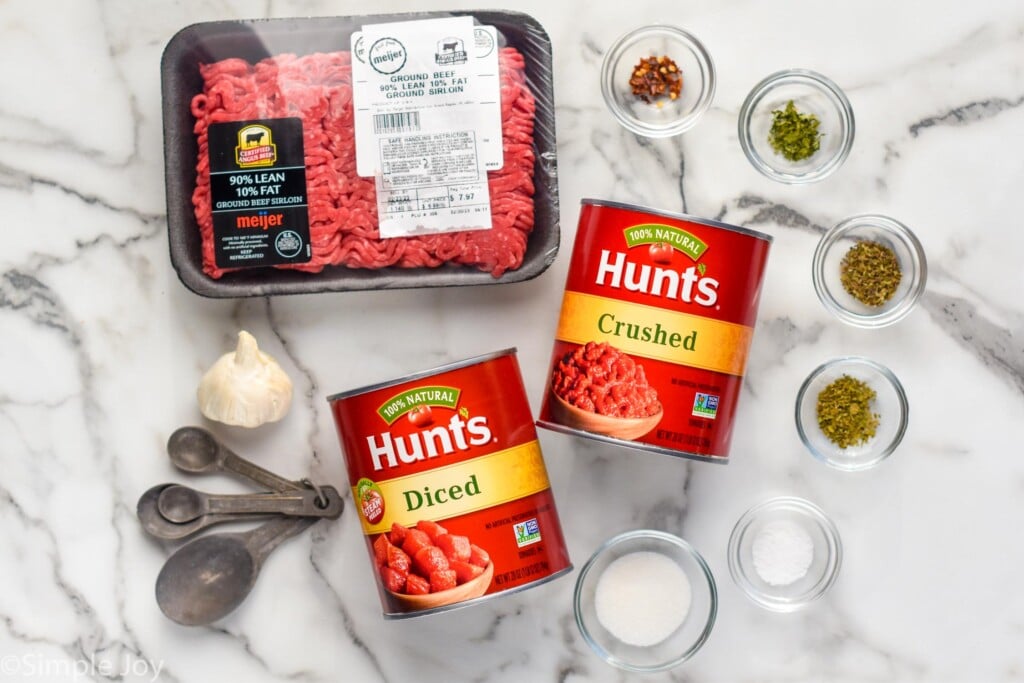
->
<box><xmin>728</xmin><ymin>497</ymin><xmax>842</xmax><ymax>612</ymax></box>
<box><xmin>738</xmin><ymin>69</ymin><xmax>854</xmax><ymax>183</ymax></box>
<box><xmin>600</xmin><ymin>25</ymin><xmax>716</xmax><ymax>137</ymax></box>
<box><xmin>574</xmin><ymin>530</ymin><xmax>717</xmax><ymax>672</ymax></box>
<box><xmin>795</xmin><ymin>356</ymin><xmax>909</xmax><ymax>471</ymax></box>
<box><xmin>812</xmin><ymin>214</ymin><xmax>928</xmax><ymax>328</ymax></box>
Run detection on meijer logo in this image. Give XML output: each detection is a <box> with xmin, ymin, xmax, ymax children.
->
<box><xmin>236</xmin><ymin>211</ymin><xmax>284</xmax><ymax>230</ymax></box>
<box><xmin>369</xmin><ymin>37</ymin><xmax>407</xmax><ymax>75</ymax></box>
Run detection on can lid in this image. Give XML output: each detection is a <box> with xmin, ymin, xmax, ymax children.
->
<box><xmin>581</xmin><ymin>198</ymin><xmax>774</xmax><ymax>243</ymax></box>
<box><xmin>326</xmin><ymin>348</ymin><xmax>518</xmax><ymax>402</ymax></box>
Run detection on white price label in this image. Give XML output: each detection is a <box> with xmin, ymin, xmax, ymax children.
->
<box><xmin>351</xmin><ymin>18</ymin><xmax>503</xmax><ymax>238</ymax></box>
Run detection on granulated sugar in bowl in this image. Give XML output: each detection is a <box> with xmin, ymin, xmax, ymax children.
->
<box><xmin>594</xmin><ymin>551</ymin><xmax>692</xmax><ymax>646</ymax></box>
<box><xmin>573</xmin><ymin>530</ymin><xmax>717</xmax><ymax>672</ymax></box>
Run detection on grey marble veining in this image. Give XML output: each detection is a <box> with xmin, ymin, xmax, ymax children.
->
<box><xmin>1</xmin><ymin>0</ymin><xmax>1023</xmax><ymax>681</ymax></box>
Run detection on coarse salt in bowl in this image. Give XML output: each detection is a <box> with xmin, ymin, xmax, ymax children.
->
<box><xmin>728</xmin><ymin>497</ymin><xmax>842</xmax><ymax>612</ymax></box>
<box><xmin>574</xmin><ymin>530</ymin><xmax>717</xmax><ymax>672</ymax></box>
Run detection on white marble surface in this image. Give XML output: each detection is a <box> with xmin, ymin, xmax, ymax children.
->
<box><xmin>2</xmin><ymin>0</ymin><xmax>1023</xmax><ymax>680</ymax></box>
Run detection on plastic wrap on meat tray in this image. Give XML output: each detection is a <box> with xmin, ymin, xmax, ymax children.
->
<box><xmin>162</xmin><ymin>12</ymin><xmax>559</xmax><ymax>297</ymax></box>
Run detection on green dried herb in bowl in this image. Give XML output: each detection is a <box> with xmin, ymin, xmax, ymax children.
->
<box><xmin>768</xmin><ymin>100</ymin><xmax>821</xmax><ymax>162</ymax></box>
<box><xmin>816</xmin><ymin>375</ymin><xmax>878</xmax><ymax>449</ymax></box>
<box><xmin>840</xmin><ymin>240</ymin><xmax>902</xmax><ymax>307</ymax></box>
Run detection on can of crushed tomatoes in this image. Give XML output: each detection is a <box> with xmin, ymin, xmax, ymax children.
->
<box><xmin>537</xmin><ymin>199</ymin><xmax>772</xmax><ymax>463</ymax></box>
<box><xmin>328</xmin><ymin>349</ymin><xmax>572</xmax><ymax>618</ymax></box>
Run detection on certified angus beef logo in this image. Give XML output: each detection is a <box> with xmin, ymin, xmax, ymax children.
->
<box><xmin>369</xmin><ymin>37</ymin><xmax>407</xmax><ymax>75</ymax></box>
<box><xmin>235</xmin><ymin>124</ymin><xmax>276</xmax><ymax>168</ymax></box>
<box><xmin>435</xmin><ymin>37</ymin><xmax>467</xmax><ymax>66</ymax></box>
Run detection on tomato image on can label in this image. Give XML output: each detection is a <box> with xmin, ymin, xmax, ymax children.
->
<box><xmin>356</xmin><ymin>478</ymin><xmax>386</xmax><ymax>525</ymax></box>
<box><xmin>538</xmin><ymin>200</ymin><xmax>772</xmax><ymax>462</ymax></box>
<box><xmin>328</xmin><ymin>349</ymin><xmax>572</xmax><ymax>618</ymax></box>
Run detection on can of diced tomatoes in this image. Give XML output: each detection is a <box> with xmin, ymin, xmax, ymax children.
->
<box><xmin>537</xmin><ymin>199</ymin><xmax>773</xmax><ymax>463</ymax></box>
<box><xmin>328</xmin><ymin>349</ymin><xmax>572</xmax><ymax>618</ymax></box>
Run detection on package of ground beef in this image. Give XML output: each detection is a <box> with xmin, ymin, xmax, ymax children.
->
<box><xmin>162</xmin><ymin>13</ymin><xmax>558</xmax><ymax>297</ymax></box>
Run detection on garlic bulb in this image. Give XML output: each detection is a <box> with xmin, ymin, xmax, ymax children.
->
<box><xmin>197</xmin><ymin>331</ymin><xmax>293</xmax><ymax>428</ymax></box>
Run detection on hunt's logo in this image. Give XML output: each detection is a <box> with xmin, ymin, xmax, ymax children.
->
<box><xmin>377</xmin><ymin>385</ymin><xmax>462</xmax><ymax>427</ymax></box>
<box><xmin>235</xmin><ymin>124</ymin><xmax>276</xmax><ymax>168</ymax></box>
<box><xmin>369</xmin><ymin>385</ymin><xmax>493</xmax><ymax>472</ymax></box>
<box><xmin>435</xmin><ymin>37</ymin><xmax>467</xmax><ymax>66</ymax></box>
<box><xmin>624</xmin><ymin>223</ymin><xmax>708</xmax><ymax>266</ymax></box>
<box><xmin>592</xmin><ymin>223</ymin><xmax>720</xmax><ymax>307</ymax></box>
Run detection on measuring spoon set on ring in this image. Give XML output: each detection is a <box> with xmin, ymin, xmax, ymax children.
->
<box><xmin>137</xmin><ymin>426</ymin><xmax>344</xmax><ymax>625</ymax></box>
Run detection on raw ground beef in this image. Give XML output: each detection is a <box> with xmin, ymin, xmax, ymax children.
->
<box><xmin>190</xmin><ymin>48</ymin><xmax>536</xmax><ymax>279</ymax></box>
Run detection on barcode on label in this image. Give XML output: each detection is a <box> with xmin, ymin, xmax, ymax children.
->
<box><xmin>373</xmin><ymin>111</ymin><xmax>421</xmax><ymax>134</ymax></box>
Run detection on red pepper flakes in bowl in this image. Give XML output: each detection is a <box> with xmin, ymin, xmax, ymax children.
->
<box><xmin>629</xmin><ymin>55</ymin><xmax>682</xmax><ymax>104</ymax></box>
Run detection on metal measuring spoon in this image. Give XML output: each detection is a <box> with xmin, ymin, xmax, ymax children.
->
<box><xmin>155</xmin><ymin>515</ymin><xmax>320</xmax><ymax>625</ymax></box>
<box><xmin>157</xmin><ymin>483</ymin><xmax>344</xmax><ymax>523</ymax></box>
<box><xmin>167</xmin><ymin>426</ymin><xmax>302</xmax><ymax>492</ymax></box>
<box><xmin>137</xmin><ymin>484</ymin><xmax>276</xmax><ymax>540</ymax></box>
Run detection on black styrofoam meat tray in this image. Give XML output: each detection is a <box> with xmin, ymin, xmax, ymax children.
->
<box><xmin>161</xmin><ymin>12</ymin><xmax>559</xmax><ymax>298</ymax></box>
